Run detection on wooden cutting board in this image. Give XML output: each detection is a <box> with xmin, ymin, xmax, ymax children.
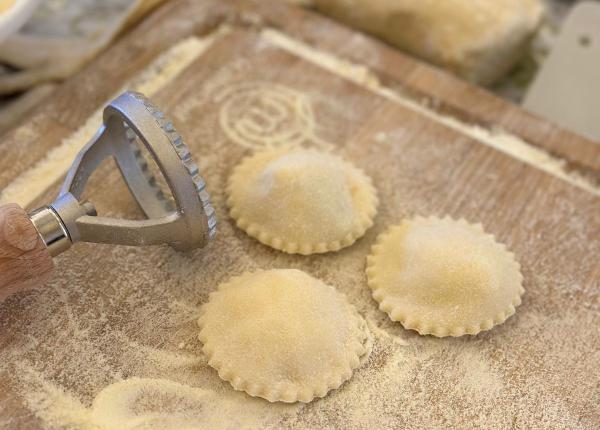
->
<box><xmin>0</xmin><ymin>1</ymin><xmax>598</xmax><ymax>428</ymax></box>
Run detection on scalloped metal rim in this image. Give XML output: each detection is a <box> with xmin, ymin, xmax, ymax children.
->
<box><xmin>129</xmin><ymin>91</ymin><xmax>217</xmax><ymax>240</ymax></box>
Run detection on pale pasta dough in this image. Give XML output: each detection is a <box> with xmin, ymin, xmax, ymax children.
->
<box><xmin>198</xmin><ymin>269</ymin><xmax>370</xmax><ymax>403</ymax></box>
<box><xmin>312</xmin><ymin>0</ymin><xmax>544</xmax><ymax>85</ymax></box>
<box><xmin>366</xmin><ymin>216</ymin><xmax>524</xmax><ymax>337</ymax></box>
<box><xmin>0</xmin><ymin>0</ymin><xmax>14</xmax><ymax>14</ymax></box>
<box><xmin>226</xmin><ymin>148</ymin><xmax>378</xmax><ymax>255</ymax></box>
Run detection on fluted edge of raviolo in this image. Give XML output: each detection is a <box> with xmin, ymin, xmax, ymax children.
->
<box><xmin>226</xmin><ymin>148</ymin><xmax>379</xmax><ymax>255</ymax></box>
<box><xmin>197</xmin><ymin>269</ymin><xmax>371</xmax><ymax>403</ymax></box>
<box><xmin>366</xmin><ymin>216</ymin><xmax>525</xmax><ymax>337</ymax></box>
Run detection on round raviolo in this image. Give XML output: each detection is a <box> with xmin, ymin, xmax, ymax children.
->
<box><xmin>366</xmin><ymin>216</ymin><xmax>524</xmax><ymax>337</ymax></box>
<box><xmin>226</xmin><ymin>148</ymin><xmax>378</xmax><ymax>255</ymax></box>
<box><xmin>198</xmin><ymin>269</ymin><xmax>370</xmax><ymax>403</ymax></box>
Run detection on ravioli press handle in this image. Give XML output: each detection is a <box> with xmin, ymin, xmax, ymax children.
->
<box><xmin>0</xmin><ymin>203</ymin><xmax>54</xmax><ymax>301</ymax></box>
<box><xmin>0</xmin><ymin>91</ymin><xmax>216</xmax><ymax>302</ymax></box>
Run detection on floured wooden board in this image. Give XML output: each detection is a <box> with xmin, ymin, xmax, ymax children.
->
<box><xmin>0</xmin><ymin>0</ymin><xmax>599</xmax><ymax>428</ymax></box>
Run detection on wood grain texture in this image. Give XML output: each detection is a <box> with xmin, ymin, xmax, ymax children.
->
<box><xmin>0</xmin><ymin>0</ymin><xmax>597</xmax><ymax>429</ymax></box>
<box><xmin>0</xmin><ymin>204</ymin><xmax>53</xmax><ymax>302</ymax></box>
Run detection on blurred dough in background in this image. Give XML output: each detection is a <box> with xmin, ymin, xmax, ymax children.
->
<box><xmin>290</xmin><ymin>0</ymin><xmax>584</xmax><ymax>101</ymax></box>
<box><xmin>0</xmin><ymin>1</ymin><xmax>15</xmax><ymax>14</ymax></box>
<box><xmin>311</xmin><ymin>0</ymin><xmax>545</xmax><ymax>85</ymax></box>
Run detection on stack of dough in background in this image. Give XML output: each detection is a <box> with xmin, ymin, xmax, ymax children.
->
<box><xmin>311</xmin><ymin>0</ymin><xmax>545</xmax><ymax>85</ymax></box>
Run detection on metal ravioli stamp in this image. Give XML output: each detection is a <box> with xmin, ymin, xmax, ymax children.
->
<box><xmin>29</xmin><ymin>91</ymin><xmax>216</xmax><ymax>256</ymax></box>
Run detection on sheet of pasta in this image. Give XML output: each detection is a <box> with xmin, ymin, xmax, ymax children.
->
<box><xmin>0</xmin><ymin>0</ymin><xmax>598</xmax><ymax>429</ymax></box>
